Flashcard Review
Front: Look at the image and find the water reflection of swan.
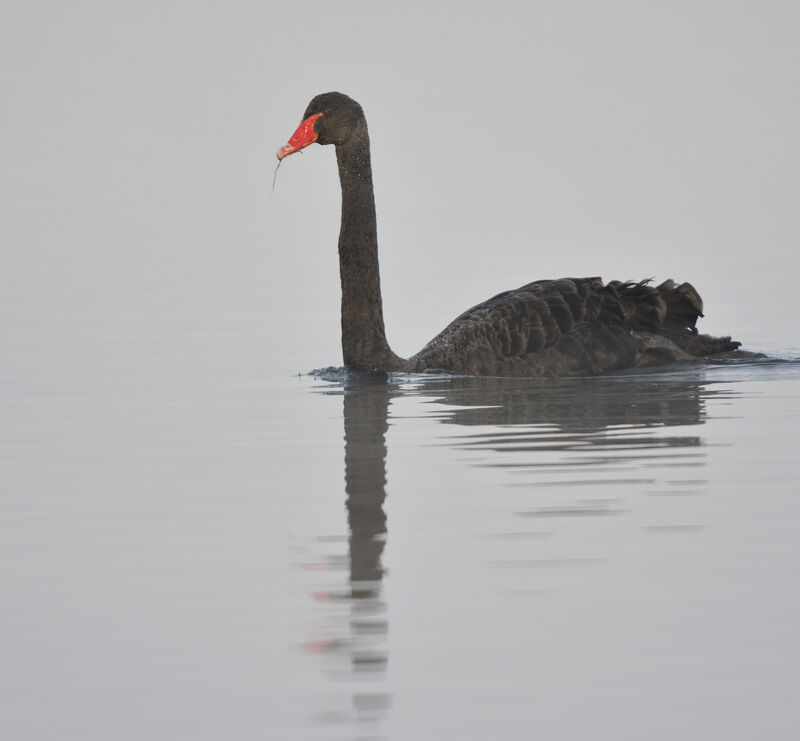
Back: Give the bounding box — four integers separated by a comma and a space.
306, 369, 733, 730
304, 375, 394, 731
412, 375, 723, 430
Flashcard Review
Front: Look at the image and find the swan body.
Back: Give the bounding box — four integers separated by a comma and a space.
278, 92, 740, 377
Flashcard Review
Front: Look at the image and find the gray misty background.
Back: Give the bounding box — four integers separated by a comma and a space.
2, 1, 799, 370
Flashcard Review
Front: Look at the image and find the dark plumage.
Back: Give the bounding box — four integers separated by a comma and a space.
278, 92, 741, 377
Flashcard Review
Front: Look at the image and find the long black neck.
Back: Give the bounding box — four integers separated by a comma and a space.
335, 128, 405, 371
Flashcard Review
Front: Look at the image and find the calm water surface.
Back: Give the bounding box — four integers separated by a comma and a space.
2, 294, 800, 740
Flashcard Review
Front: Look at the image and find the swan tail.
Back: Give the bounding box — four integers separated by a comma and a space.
612, 278, 740, 356
669, 331, 742, 356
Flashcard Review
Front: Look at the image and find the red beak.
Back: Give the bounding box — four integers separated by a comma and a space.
276, 112, 323, 160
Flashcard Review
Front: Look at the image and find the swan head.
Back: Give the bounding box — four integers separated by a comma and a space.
277, 92, 365, 160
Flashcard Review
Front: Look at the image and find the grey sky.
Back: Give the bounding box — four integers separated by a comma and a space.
2, 1, 798, 361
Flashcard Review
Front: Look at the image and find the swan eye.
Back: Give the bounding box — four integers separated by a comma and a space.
322, 109, 332, 116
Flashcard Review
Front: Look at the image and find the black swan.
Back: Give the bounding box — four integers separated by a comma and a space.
277, 92, 740, 376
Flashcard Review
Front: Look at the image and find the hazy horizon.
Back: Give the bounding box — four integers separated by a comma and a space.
2, 2, 799, 370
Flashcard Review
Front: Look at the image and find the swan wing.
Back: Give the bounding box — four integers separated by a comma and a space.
409, 277, 731, 376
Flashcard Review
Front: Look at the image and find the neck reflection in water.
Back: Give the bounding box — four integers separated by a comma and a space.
303, 368, 733, 734
302, 373, 394, 730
